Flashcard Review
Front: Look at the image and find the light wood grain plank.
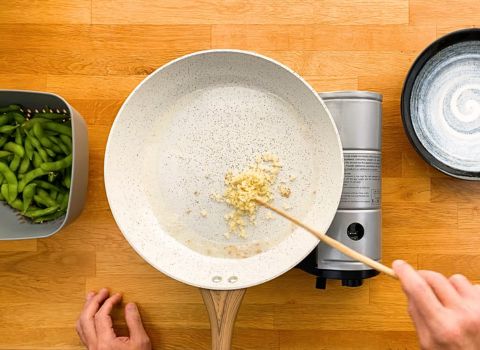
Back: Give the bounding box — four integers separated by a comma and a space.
0, 328, 82, 350
383, 203, 457, 230
47, 75, 144, 101
0, 24, 211, 52
93, 0, 316, 25
458, 204, 480, 231
358, 75, 405, 101
437, 25, 477, 38
246, 269, 370, 305
273, 303, 414, 331
278, 330, 418, 350
410, 0, 480, 26
381, 226, 480, 255
0, 248, 95, 277
0, 1, 91, 24
304, 25, 434, 51
383, 177, 431, 202
304, 76, 358, 92
418, 254, 480, 282
0, 276, 85, 304
212, 25, 305, 51
402, 147, 449, 178
431, 178, 480, 203
0, 74, 47, 91
303, 51, 417, 76
0, 239, 37, 252
312, 0, 409, 25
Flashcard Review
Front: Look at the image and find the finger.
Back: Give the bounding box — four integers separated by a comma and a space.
86, 291, 95, 301
418, 270, 460, 307
450, 274, 476, 298
125, 303, 149, 342
392, 260, 443, 318
80, 288, 110, 343
94, 293, 122, 341
76, 319, 86, 345
84, 288, 109, 315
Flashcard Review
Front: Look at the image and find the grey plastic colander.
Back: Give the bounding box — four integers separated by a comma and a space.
0, 90, 88, 240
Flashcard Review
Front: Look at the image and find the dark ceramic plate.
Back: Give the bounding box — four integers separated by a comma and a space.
402, 28, 480, 180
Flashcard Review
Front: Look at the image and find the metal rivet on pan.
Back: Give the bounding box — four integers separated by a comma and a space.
228, 276, 238, 284
212, 276, 222, 283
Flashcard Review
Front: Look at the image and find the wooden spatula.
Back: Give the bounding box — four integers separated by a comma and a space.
255, 198, 396, 278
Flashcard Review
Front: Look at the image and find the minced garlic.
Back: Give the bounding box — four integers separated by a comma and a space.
222, 153, 282, 238
279, 184, 291, 198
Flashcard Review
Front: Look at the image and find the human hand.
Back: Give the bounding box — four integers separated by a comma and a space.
76, 288, 151, 350
393, 260, 480, 350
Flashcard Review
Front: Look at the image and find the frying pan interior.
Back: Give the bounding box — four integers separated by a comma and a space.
105, 50, 343, 289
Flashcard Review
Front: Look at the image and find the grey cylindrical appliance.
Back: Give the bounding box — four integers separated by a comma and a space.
297, 91, 383, 289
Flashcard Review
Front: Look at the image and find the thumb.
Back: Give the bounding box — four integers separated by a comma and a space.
125, 303, 149, 341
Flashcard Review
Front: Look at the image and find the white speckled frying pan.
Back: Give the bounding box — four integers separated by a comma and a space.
105, 50, 343, 349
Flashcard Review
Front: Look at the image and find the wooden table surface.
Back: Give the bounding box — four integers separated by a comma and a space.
1, 1, 480, 349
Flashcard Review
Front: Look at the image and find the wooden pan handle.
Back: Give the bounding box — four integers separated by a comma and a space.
200, 288, 246, 350
256, 199, 397, 278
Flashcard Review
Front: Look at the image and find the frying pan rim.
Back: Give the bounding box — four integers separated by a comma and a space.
401, 28, 480, 180
104, 49, 344, 290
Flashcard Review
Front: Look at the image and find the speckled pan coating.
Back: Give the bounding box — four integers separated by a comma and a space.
411, 41, 480, 172
104, 50, 343, 290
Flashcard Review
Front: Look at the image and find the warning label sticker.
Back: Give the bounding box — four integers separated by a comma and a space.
339, 151, 381, 210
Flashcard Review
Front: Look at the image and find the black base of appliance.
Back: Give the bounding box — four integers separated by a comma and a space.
296, 249, 379, 289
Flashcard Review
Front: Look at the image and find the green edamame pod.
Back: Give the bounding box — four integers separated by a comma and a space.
22, 118, 49, 130
48, 136, 69, 155
40, 154, 72, 172
0, 189, 4, 201
50, 189, 58, 200
0, 136, 7, 148
0, 114, 12, 127
0, 104, 21, 113
22, 183, 36, 212
59, 135, 72, 152
34, 194, 57, 208
8, 198, 23, 211
60, 193, 69, 210
32, 180, 61, 192
45, 148, 55, 158
18, 167, 46, 192
24, 137, 34, 160
0, 125, 18, 134
27, 134, 48, 162
63, 170, 71, 189
33, 122, 58, 151
9, 155, 20, 172
25, 205, 58, 219
0, 183, 8, 201
33, 112, 68, 121
11, 112, 25, 124
56, 192, 64, 205
15, 128, 22, 145
0, 162, 17, 202
32, 152, 43, 168
18, 156, 30, 174
47, 172, 57, 183
0, 151, 11, 159
44, 122, 72, 137
24, 205, 59, 219
4, 142, 25, 158
33, 209, 66, 223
